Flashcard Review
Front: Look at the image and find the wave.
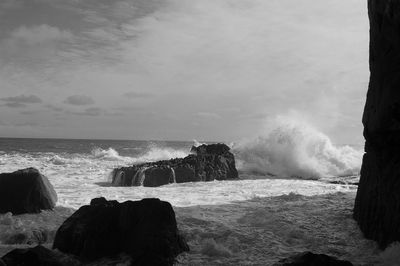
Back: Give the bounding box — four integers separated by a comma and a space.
91, 147, 129, 161
233, 116, 363, 179
130, 144, 188, 164
90, 145, 187, 164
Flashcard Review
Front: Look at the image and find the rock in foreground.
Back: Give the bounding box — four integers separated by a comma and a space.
1, 245, 70, 266
112, 143, 238, 187
0, 168, 57, 215
273, 252, 353, 266
53, 197, 189, 265
354, 0, 400, 248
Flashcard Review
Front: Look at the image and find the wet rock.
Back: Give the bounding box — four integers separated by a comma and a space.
112, 143, 238, 187
0, 168, 57, 214
143, 166, 175, 187
354, 0, 400, 248
1, 245, 67, 266
53, 197, 189, 264
273, 252, 353, 266
174, 165, 198, 183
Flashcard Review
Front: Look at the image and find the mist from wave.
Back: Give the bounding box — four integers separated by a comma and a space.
233, 115, 363, 179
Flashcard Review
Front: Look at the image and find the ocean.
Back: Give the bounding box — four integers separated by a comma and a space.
0, 129, 399, 265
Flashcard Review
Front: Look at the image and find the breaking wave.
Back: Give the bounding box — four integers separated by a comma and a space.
130, 144, 188, 164
90, 145, 187, 164
91, 147, 128, 161
233, 116, 363, 179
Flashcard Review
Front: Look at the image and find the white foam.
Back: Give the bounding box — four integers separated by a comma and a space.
130, 144, 187, 163
233, 116, 363, 179
91, 147, 131, 161
175, 192, 380, 265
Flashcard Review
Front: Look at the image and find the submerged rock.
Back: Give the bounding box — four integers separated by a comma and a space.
273, 252, 353, 266
53, 197, 189, 264
0, 168, 57, 214
354, 0, 400, 248
111, 143, 238, 187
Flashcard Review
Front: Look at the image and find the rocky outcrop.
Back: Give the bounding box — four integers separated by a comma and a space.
53, 197, 189, 264
354, 0, 400, 248
112, 143, 238, 187
273, 252, 353, 266
0, 168, 57, 214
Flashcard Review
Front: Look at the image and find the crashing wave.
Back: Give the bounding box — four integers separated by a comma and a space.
130, 145, 188, 164
233, 116, 363, 179
91, 147, 128, 161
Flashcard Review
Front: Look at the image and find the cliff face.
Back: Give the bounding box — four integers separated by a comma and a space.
354, 0, 400, 248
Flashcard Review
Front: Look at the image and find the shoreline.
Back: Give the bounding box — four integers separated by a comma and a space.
0, 191, 383, 265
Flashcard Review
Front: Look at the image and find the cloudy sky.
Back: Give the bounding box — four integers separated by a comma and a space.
0, 0, 368, 144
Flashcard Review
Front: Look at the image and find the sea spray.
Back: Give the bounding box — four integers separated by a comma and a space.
131, 144, 188, 163
233, 116, 363, 179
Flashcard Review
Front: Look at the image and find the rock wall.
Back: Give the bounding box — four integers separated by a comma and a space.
354, 0, 400, 248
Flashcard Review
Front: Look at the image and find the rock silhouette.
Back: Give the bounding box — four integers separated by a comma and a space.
53, 197, 189, 265
354, 0, 400, 248
0, 168, 57, 214
112, 143, 238, 187
1, 245, 67, 266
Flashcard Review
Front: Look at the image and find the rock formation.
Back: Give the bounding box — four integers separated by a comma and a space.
1, 245, 69, 266
53, 197, 189, 264
273, 252, 353, 266
0, 168, 57, 214
354, 0, 400, 248
112, 143, 238, 187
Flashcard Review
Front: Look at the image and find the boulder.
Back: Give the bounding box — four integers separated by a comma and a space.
112, 143, 238, 187
354, 0, 400, 248
273, 252, 353, 266
53, 197, 189, 264
1, 245, 68, 266
0, 168, 57, 214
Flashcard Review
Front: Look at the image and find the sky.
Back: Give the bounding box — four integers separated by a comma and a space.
0, 0, 369, 144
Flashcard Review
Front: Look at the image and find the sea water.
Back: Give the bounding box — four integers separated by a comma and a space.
0, 122, 399, 265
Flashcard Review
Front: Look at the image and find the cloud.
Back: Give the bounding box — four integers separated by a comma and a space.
69, 107, 122, 117
0, 94, 42, 108
0, 0, 22, 9
44, 104, 64, 112
196, 112, 221, 120
1, 94, 42, 103
3, 102, 26, 108
78, 107, 103, 116
9, 24, 73, 45
123, 91, 154, 99
64, 95, 95, 106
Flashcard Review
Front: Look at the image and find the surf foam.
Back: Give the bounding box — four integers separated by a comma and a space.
233, 116, 363, 179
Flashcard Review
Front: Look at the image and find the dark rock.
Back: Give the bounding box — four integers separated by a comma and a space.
0, 168, 57, 214
1, 245, 68, 266
174, 165, 198, 183
273, 252, 353, 266
354, 0, 400, 248
111, 143, 238, 187
143, 166, 175, 187
53, 197, 189, 264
